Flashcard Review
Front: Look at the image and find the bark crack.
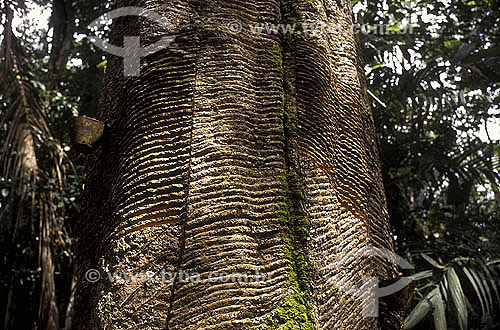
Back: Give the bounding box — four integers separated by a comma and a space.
258, 0, 316, 328
164, 33, 199, 330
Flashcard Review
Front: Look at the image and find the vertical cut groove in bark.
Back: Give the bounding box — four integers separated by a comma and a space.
164, 24, 199, 330
248, 0, 316, 328
76, 0, 293, 329
74, 0, 402, 329
166, 1, 290, 327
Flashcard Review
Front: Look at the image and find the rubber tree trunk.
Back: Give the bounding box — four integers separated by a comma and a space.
73, 0, 402, 329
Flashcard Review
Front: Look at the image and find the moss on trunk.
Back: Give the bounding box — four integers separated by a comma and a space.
250, 1, 316, 327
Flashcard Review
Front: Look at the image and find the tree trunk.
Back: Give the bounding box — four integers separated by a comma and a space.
48, 0, 75, 88
74, 0, 402, 329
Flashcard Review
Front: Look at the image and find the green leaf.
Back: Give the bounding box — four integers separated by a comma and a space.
404, 289, 432, 329
439, 281, 448, 304
482, 262, 500, 305
475, 268, 493, 313
461, 265, 487, 315
97, 60, 107, 71
410, 270, 433, 281
388, 24, 399, 32
1, 188, 9, 198
444, 39, 461, 49
429, 288, 447, 330
447, 267, 468, 330
421, 253, 445, 269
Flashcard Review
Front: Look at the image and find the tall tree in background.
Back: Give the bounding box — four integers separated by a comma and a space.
72, 0, 402, 329
1, 1, 107, 329
1, 2, 66, 329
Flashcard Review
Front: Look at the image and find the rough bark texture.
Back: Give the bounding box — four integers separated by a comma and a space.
74, 0, 402, 329
48, 0, 75, 88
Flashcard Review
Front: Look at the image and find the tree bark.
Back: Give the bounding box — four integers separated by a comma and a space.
74, 0, 402, 329
48, 0, 75, 88
1, 5, 60, 330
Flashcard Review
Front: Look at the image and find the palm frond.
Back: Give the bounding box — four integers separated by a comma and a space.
404, 256, 500, 330
1, 4, 67, 330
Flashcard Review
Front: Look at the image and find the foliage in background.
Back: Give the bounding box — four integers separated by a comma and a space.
355, 0, 500, 328
0, 0, 107, 329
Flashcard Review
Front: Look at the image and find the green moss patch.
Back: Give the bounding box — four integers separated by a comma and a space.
250, 1, 316, 328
